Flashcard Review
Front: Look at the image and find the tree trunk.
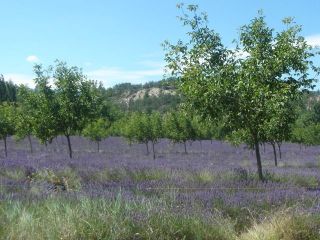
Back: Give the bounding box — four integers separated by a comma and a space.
97, 141, 100, 153
277, 142, 282, 159
4, 137, 7, 158
66, 135, 73, 158
254, 136, 263, 181
152, 141, 156, 160
183, 141, 187, 154
145, 142, 149, 155
271, 142, 278, 167
263, 142, 266, 153
27, 135, 33, 154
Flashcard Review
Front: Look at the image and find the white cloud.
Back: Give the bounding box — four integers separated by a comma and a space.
3, 73, 35, 88
26, 55, 39, 63
305, 34, 320, 48
87, 67, 164, 88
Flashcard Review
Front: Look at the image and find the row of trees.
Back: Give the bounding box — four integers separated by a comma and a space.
0, 61, 104, 158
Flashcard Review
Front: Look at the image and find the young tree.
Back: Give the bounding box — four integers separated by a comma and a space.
33, 61, 101, 158
0, 103, 15, 157
82, 118, 110, 152
14, 86, 36, 153
125, 112, 150, 154
148, 112, 163, 159
32, 64, 59, 146
163, 111, 196, 154
164, 5, 319, 180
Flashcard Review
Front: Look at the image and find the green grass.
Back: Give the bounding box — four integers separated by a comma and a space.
0, 196, 236, 240
0, 195, 319, 240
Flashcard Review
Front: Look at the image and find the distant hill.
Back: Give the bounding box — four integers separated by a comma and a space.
102, 78, 182, 113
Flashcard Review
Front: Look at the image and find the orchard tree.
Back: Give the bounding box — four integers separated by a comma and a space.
83, 118, 110, 152
33, 61, 101, 158
164, 5, 319, 180
15, 86, 37, 153
125, 112, 150, 154
163, 111, 196, 154
0, 103, 15, 157
149, 112, 163, 159
32, 64, 59, 146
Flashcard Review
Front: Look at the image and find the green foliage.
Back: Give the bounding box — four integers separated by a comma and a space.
164, 6, 319, 179
124, 112, 150, 146
0, 103, 15, 157
31, 61, 102, 158
53, 61, 101, 137
82, 118, 110, 152
163, 111, 196, 153
0, 75, 17, 103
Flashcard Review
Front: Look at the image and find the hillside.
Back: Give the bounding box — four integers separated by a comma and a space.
103, 77, 182, 112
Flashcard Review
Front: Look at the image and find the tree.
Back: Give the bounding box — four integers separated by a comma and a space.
148, 112, 163, 159
32, 64, 59, 146
14, 86, 36, 153
82, 118, 110, 152
124, 112, 150, 154
164, 5, 319, 180
163, 111, 196, 154
0, 103, 15, 157
32, 61, 101, 158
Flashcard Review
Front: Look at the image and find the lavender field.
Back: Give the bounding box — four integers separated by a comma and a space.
1, 137, 320, 239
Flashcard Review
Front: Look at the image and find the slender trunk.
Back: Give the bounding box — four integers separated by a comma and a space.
254, 135, 263, 181
145, 142, 149, 155
27, 135, 33, 154
4, 137, 7, 157
210, 139, 213, 144
97, 141, 100, 153
184, 141, 187, 154
271, 142, 278, 167
152, 141, 156, 160
263, 142, 266, 153
66, 135, 72, 158
277, 142, 282, 159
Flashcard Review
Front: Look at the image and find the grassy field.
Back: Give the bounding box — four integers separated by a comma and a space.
0, 136, 320, 239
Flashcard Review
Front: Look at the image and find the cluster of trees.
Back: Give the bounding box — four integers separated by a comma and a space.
0, 61, 105, 158
114, 111, 218, 159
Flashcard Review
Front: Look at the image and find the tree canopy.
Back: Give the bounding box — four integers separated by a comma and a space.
164, 5, 319, 180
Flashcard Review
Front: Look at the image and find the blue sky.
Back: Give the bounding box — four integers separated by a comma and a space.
1, 0, 320, 88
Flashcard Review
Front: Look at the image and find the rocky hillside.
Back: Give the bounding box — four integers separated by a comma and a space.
103, 78, 181, 112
